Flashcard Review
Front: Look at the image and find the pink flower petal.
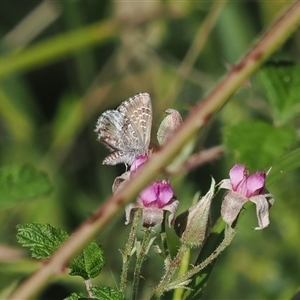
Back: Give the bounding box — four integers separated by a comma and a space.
246, 171, 266, 197
130, 155, 148, 175
140, 184, 158, 207
139, 181, 174, 208
229, 164, 246, 191
221, 191, 248, 227
156, 182, 174, 208
235, 179, 248, 197
249, 194, 271, 230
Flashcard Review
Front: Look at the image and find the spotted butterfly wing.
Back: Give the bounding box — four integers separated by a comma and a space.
95, 93, 152, 165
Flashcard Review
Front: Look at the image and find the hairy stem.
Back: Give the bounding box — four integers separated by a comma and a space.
172, 247, 191, 300
151, 244, 188, 299
120, 210, 142, 294
132, 228, 151, 300
166, 227, 236, 292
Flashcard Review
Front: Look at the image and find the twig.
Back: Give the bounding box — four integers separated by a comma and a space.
167, 145, 224, 175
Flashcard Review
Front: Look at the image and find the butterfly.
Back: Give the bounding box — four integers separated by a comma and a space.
95, 92, 152, 165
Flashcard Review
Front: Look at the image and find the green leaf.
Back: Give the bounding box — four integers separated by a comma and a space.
256, 61, 300, 125
90, 286, 126, 300
69, 242, 106, 279
17, 223, 106, 280
267, 147, 300, 187
0, 164, 52, 207
16, 223, 68, 259
64, 287, 125, 300
223, 121, 296, 170
64, 292, 86, 300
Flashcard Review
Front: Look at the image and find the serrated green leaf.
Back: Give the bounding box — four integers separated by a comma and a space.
69, 242, 106, 280
64, 292, 86, 300
223, 121, 296, 170
0, 164, 52, 207
90, 286, 126, 300
16, 223, 68, 259
256, 61, 300, 125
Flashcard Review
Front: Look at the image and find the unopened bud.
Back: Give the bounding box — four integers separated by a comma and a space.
174, 178, 215, 248
157, 109, 183, 145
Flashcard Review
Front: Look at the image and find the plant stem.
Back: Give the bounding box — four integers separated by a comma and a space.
166, 227, 236, 292
84, 279, 93, 298
172, 247, 191, 300
132, 228, 151, 300
160, 213, 170, 260
120, 210, 141, 294
151, 244, 188, 299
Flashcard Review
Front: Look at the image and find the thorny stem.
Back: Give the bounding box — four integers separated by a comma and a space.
8, 2, 300, 299
165, 227, 236, 292
120, 210, 142, 294
132, 228, 152, 300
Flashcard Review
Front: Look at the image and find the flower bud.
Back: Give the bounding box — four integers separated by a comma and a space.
157, 109, 183, 145
174, 178, 215, 248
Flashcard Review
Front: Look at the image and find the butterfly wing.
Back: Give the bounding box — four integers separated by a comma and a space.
95, 110, 132, 165
95, 93, 152, 165
118, 93, 152, 150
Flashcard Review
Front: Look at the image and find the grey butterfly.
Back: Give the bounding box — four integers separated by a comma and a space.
95, 92, 152, 165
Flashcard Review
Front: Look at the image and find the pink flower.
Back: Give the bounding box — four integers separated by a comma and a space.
130, 155, 148, 176
220, 164, 274, 230
140, 181, 174, 208
125, 180, 179, 227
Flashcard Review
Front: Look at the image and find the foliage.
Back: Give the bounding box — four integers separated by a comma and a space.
0, 164, 52, 208
224, 121, 296, 170
17, 223, 105, 280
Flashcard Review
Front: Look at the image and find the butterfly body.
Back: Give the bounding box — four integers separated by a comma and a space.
95, 93, 152, 165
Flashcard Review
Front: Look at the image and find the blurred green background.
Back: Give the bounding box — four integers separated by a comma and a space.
1, 1, 300, 299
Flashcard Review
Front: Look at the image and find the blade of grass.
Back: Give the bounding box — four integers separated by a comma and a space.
166, 0, 226, 104
0, 20, 117, 79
